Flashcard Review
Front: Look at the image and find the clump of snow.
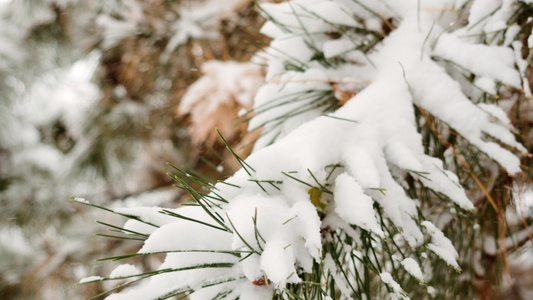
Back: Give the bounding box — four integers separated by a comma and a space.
122, 219, 153, 236
79, 276, 103, 283
467, 0, 501, 32
139, 206, 232, 254
334, 173, 384, 238
474, 77, 497, 94
72, 197, 89, 204
435, 33, 520, 87
109, 264, 141, 278
380, 272, 407, 299
86, 0, 529, 299
400, 258, 424, 282
261, 238, 300, 286
427, 285, 437, 297
422, 221, 461, 271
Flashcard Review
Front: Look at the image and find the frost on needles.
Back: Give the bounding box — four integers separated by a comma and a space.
80, 0, 529, 299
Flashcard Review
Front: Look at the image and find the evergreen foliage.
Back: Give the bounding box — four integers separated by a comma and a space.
76, 0, 532, 299
0, 0, 531, 299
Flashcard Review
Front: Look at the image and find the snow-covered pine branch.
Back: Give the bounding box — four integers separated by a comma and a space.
80, 0, 531, 299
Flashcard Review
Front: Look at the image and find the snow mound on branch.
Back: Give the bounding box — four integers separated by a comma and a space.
422, 221, 461, 271
95, 0, 527, 299
401, 258, 424, 282
334, 173, 384, 238
109, 264, 140, 278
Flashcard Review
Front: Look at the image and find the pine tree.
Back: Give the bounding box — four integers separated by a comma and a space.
1, 0, 532, 299
75, 0, 533, 299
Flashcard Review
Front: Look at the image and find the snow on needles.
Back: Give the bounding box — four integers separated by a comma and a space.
94, 0, 528, 299
334, 173, 384, 238
109, 264, 141, 279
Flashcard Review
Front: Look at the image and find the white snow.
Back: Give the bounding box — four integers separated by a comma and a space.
85, 0, 529, 298
79, 276, 103, 283
334, 173, 384, 237
139, 206, 232, 254
288, 199, 323, 261
434, 33, 521, 87
307, 2, 359, 27
323, 38, 357, 59
474, 77, 497, 94
72, 197, 89, 204
109, 264, 141, 278
379, 272, 406, 299
422, 221, 461, 271
260, 238, 300, 286
427, 285, 437, 297
123, 219, 155, 236
400, 258, 424, 282
468, 0, 501, 30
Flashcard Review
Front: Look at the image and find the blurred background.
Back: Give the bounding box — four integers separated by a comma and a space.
0, 0, 268, 298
